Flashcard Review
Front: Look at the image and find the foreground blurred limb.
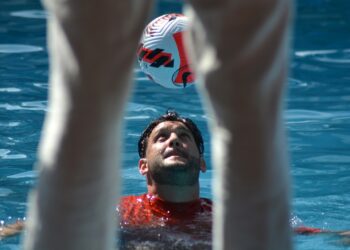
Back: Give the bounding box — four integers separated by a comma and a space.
185, 0, 293, 249
24, 1, 152, 250
23, 0, 295, 249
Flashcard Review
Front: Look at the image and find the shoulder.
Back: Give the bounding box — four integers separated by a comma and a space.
117, 194, 147, 219
120, 194, 145, 202
119, 194, 147, 208
118, 194, 154, 227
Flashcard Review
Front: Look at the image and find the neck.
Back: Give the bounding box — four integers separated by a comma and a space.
147, 183, 200, 203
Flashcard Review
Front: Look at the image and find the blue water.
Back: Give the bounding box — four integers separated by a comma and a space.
0, 0, 349, 249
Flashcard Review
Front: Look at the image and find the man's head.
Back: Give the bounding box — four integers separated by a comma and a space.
138, 111, 204, 158
138, 111, 206, 187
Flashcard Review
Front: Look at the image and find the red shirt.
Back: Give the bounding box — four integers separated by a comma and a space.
117, 194, 212, 248
117, 193, 212, 228
117, 194, 323, 235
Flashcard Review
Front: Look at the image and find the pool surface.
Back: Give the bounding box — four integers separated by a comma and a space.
1, 0, 350, 249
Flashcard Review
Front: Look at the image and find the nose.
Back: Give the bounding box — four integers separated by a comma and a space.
168, 132, 180, 148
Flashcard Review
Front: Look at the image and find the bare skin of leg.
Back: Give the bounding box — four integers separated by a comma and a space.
23, 1, 152, 250
185, 0, 293, 249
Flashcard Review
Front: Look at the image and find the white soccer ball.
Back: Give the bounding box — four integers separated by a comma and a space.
137, 13, 195, 89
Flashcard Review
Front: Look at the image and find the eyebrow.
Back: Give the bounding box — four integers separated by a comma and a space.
152, 125, 192, 138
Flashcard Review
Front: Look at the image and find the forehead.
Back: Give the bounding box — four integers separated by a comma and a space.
150, 121, 191, 137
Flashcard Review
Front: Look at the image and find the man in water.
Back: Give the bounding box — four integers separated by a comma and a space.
117, 110, 212, 248
118, 111, 349, 235
2, 111, 350, 245
119, 110, 210, 230
1, 110, 212, 246
117, 110, 350, 248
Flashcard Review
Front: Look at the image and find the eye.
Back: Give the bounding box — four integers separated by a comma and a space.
157, 136, 166, 142
155, 133, 167, 142
180, 132, 191, 140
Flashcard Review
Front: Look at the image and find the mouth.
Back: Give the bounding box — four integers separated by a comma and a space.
164, 149, 187, 159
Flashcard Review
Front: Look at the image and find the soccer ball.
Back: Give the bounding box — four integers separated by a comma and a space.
137, 13, 195, 89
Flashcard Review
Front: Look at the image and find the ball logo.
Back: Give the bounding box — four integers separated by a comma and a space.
137, 45, 174, 68
172, 65, 194, 88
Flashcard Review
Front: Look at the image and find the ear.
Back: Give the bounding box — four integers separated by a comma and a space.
200, 157, 207, 173
138, 158, 148, 176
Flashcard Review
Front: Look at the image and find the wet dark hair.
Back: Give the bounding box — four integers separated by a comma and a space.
138, 110, 204, 158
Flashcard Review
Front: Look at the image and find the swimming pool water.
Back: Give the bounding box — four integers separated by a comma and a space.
0, 0, 349, 249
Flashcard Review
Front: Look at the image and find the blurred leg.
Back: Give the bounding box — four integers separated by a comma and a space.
24, 1, 152, 250
185, 0, 293, 249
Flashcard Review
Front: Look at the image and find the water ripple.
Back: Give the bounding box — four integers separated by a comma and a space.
21, 101, 48, 111
288, 78, 309, 88
0, 149, 26, 160
124, 115, 151, 120
314, 57, 350, 64
10, 10, 48, 19
0, 101, 47, 111
0, 88, 21, 93
0, 44, 43, 53
134, 76, 150, 81
286, 109, 350, 121
286, 109, 333, 121
0, 188, 13, 197
127, 102, 158, 113
0, 122, 20, 127
295, 49, 338, 57
303, 155, 350, 164
33, 82, 48, 89
7, 171, 37, 179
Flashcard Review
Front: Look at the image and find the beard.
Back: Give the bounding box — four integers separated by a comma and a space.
148, 154, 201, 186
